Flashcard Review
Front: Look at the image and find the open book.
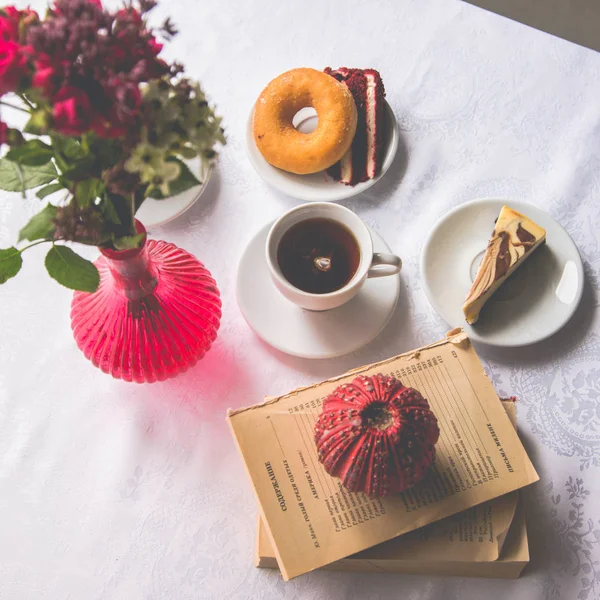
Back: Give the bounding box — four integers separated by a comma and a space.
257, 402, 530, 579
228, 331, 539, 580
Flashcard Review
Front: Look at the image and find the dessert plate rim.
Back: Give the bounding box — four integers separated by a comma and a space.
420, 198, 585, 348
135, 160, 212, 230
236, 221, 401, 358
245, 100, 399, 202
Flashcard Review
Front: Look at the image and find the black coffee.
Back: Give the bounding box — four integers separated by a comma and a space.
277, 218, 361, 294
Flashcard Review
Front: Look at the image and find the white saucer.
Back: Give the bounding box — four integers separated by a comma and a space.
236, 223, 400, 358
245, 102, 399, 202
136, 160, 211, 229
421, 198, 584, 347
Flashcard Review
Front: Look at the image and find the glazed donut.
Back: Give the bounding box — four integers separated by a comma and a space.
253, 68, 357, 175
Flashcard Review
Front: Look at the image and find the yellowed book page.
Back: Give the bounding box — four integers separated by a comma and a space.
257, 495, 528, 578
356, 402, 519, 562
257, 402, 519, 566
228, 332, 539, 580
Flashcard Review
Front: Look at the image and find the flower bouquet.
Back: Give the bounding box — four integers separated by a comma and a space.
0, 0, 225, 382
0, 0, 224, 292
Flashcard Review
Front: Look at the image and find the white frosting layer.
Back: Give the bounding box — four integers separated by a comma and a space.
365, 73, 377, 179
340, 147, 353, 184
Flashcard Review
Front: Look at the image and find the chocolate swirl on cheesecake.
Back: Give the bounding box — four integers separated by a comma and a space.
516, 224, 536, 245
463, 206, 547, 324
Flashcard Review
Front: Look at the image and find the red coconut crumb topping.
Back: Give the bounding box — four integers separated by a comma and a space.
324, 67, 386, 186
314, 373, 440, 498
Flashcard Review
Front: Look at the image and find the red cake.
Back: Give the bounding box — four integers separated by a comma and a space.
324, 67, 386, 186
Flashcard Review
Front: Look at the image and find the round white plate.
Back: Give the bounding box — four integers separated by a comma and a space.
136, 160, 211, 229
245, 102, 399, 202
421, 198, 584, 347
236, 223, 401, 358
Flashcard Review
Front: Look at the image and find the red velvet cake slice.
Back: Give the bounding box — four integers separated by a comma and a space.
324, 67, 386, 186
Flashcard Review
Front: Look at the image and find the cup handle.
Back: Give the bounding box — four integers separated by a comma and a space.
367, 253, 402, 278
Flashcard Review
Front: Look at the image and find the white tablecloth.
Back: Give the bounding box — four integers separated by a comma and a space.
1, 1, 599, 598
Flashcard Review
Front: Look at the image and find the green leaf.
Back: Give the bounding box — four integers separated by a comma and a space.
0, 247, 22, 284
18, 204, 57, 242
51, 137, 92, 181
36, 182, 65, 199
0, 159, 58, 192
74, 178, 98, 208
112, 233, 145, 250
100, 196, 121, 225
86, 136, 124, 171
45, 245, 100, 292
53, 152, 69, 174
5, 139, 53, 166
59, 156, 95, 181
52, 136, 87, 161
148, 158, 201, 200
178, 146, 198, 159
23, 110, 50, 135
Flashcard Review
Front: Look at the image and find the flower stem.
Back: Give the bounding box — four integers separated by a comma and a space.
130, 192, 136, 235
0, 101, 30, 114
18, 94, 35, 110
19, 239, 49, 253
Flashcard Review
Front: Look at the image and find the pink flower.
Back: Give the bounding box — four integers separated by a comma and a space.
0, 39, 28, 94
0, 120, 8, 144
52, 86, 93, 135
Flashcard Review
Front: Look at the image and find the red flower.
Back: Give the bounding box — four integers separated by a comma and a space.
0, 120, 8, 144
32, 56, 62, 97
0, 7, 19, 41
116, 7, 142, 24
53, 0, 102, 16
0, 39, 28, 94
147, 36, 162, 56
0, 7, 38, 41
113, 81, 141, 119
145, 57, 169, 80
2, 7, 20, 19
52, 86, 93, 135
97, 124, 126, 139
105, 41, 127, 67
0, 19, 17, 42
20, 8, 39, 29
92, 115, 126, 139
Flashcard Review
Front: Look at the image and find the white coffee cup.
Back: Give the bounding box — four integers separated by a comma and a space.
266, 202, 402, 311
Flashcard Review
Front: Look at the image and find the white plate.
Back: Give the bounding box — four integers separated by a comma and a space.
245, 102, 399, 202
236, 222, 400, 358
421, 198, 584, 347
135, 160, 211, 229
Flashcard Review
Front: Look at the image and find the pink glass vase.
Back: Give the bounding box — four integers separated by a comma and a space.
70, 222, 221, 383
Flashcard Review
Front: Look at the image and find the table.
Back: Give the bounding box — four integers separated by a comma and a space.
1, 1, 599, 598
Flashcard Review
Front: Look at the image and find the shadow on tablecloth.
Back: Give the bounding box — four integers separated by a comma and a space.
475, 264, 597, 367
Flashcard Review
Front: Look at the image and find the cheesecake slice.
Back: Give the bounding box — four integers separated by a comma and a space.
462, 206, 546, 324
